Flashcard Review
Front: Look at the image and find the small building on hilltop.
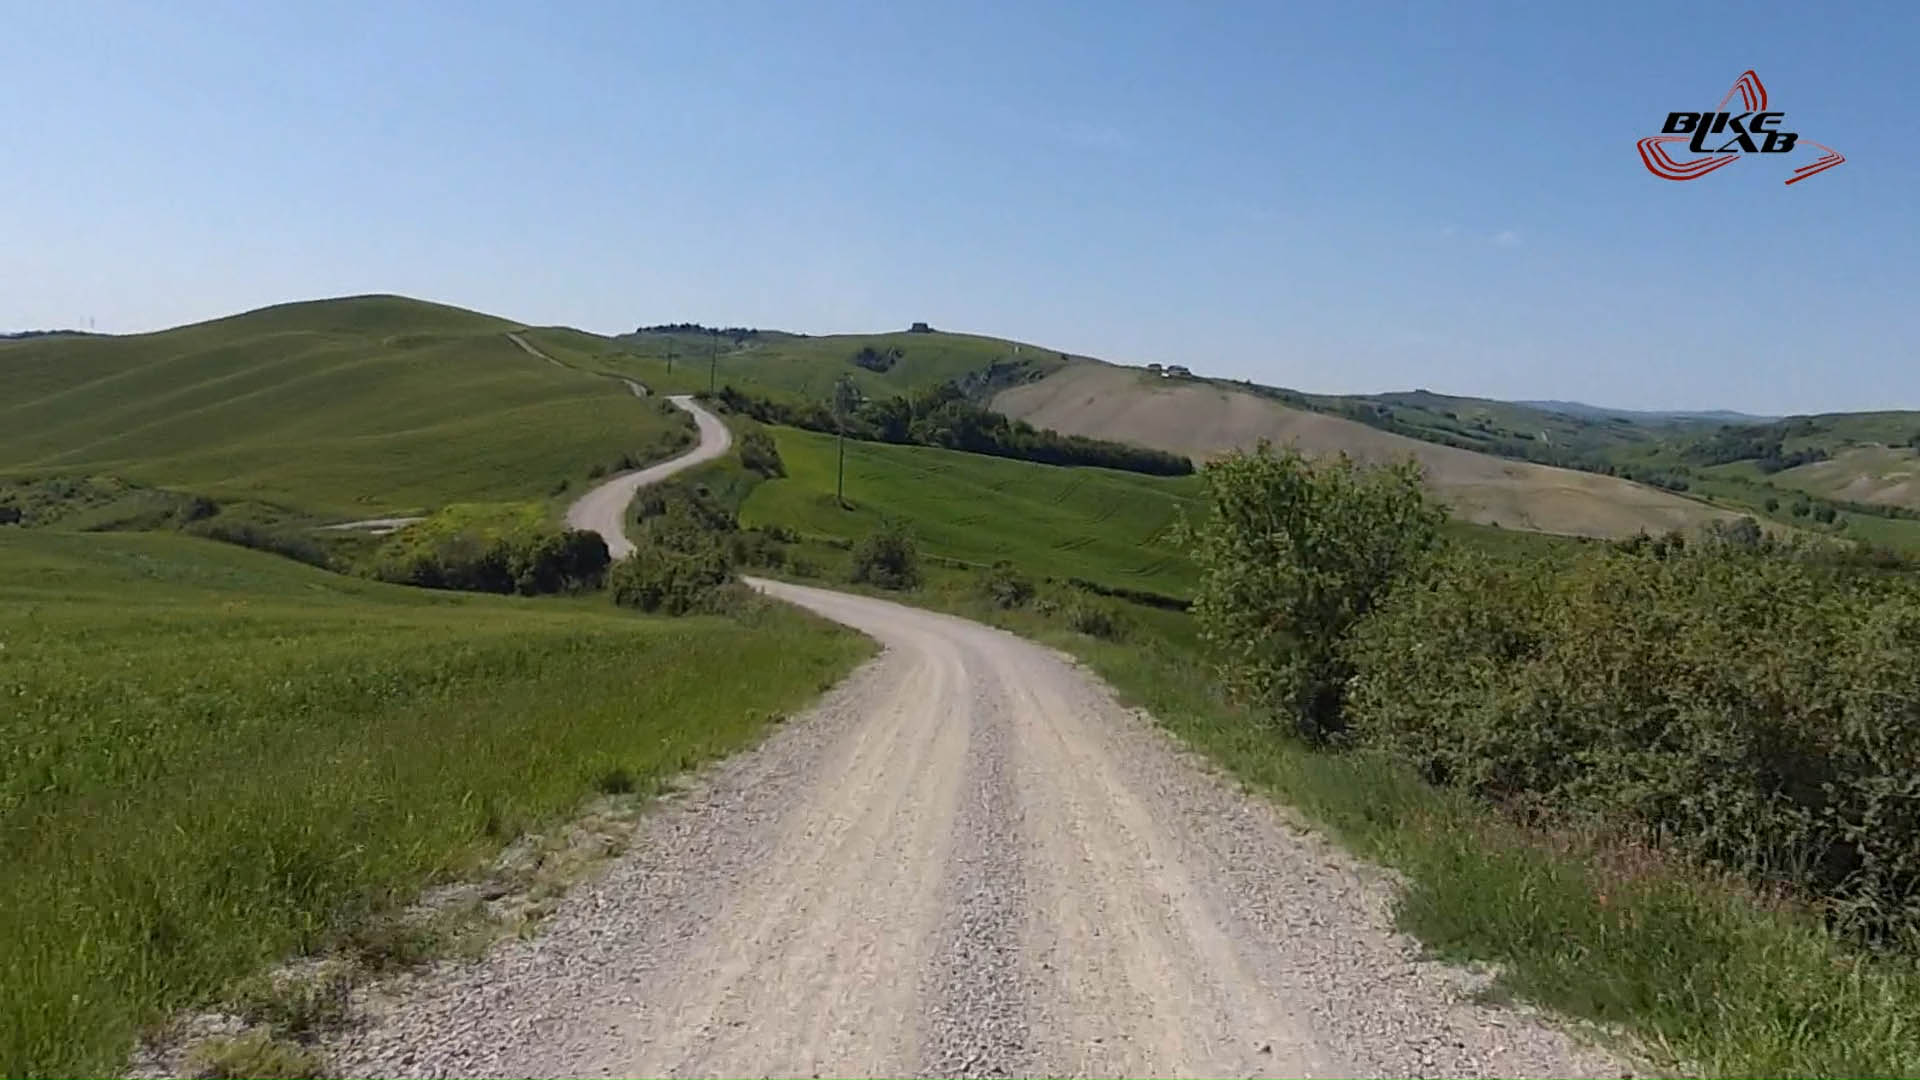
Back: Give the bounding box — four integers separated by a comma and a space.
908, 321, 934, 333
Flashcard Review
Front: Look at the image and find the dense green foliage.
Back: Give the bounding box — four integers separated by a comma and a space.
607, 546, 732, 614
609, 478, 795, 613
977, 560, 1036, 609
187, 516, 335, 570
368, 503, 610, 595
850, 344, 903, 373
737, 427, 786, 478
713, 383, 1193, 476
1189, 445, 1920, 945
1348, 538, 1920, 939
849, 520, 921, 590
1684, 426, 1832, 472
0, 475, 213, 530
1184, 443, 1444, 741
0, 530, 869, 1076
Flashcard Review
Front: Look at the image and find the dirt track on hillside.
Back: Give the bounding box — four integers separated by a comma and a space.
325, 575, 1630, 1078
562, 396, 732, 558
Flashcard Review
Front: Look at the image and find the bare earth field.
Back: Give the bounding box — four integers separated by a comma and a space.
1776, 446, 1920, 509
995, 363, 1730, 538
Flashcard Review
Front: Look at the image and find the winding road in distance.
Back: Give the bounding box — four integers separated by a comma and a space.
327, 394, 1632, 1079
563, 394, 733, 559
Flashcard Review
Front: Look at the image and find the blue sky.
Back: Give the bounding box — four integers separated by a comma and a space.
2, 1, 1913, 414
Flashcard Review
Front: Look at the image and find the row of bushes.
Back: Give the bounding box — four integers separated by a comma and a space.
612, 480, 741, 614
186, 518, 333, 570
372, 528, 610, 596
1186, 442, 1920, 942
1348, 538, 1920, 937
711, 384, 1194, 476
610, 479, 799, 613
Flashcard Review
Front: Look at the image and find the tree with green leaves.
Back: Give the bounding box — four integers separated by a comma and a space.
1182, 442, 1443, 742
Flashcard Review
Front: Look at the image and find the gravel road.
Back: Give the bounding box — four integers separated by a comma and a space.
321, 397, 1631, 1077
562, 395, 732, 559
324, 575, 1631, 1079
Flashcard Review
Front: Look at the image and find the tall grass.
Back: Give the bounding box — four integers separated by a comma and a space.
0, 531, 871, 1076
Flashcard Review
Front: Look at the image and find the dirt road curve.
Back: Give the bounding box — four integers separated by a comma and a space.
327, 576, 1628, 1078
563, 396, 732, 558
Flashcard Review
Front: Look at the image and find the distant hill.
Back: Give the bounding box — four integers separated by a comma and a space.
992, 362, 1734, 539
1515, 400, 1778, 424
602, 324, 1068, 402
0, 295, 690, 517
14, 293, 1914, 547
1607, 410, 1920, 520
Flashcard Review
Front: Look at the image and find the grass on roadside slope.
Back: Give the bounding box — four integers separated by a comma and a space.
787, 557, 1920, 1077
0, 530, 873, 1077
737, 425, 1199, 597
0, 296, 691, 518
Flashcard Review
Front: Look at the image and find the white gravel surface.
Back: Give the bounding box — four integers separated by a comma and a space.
320, 578, 1636, 1079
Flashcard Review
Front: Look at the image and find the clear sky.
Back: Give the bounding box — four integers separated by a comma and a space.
3, 1, 1914, 414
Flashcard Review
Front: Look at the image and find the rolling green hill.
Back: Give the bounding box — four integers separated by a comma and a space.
11, 292, 1913, 551
1320, 387, 1717, 462
519, 324, 1069, 404
0, 296, 691, 519
737, 426, 1199, 597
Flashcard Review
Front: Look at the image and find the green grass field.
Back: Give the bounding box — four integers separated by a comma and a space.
0, 530, 872, 1076
0, 296, 692, 519
727, 425, 1606, 601
736, 425, 1200, 597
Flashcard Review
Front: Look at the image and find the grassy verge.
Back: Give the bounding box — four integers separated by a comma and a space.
0, 530, 873, 1076
766, 555, 1920, 1077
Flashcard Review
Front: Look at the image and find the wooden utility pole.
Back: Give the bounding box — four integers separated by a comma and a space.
832, 375, 860, 506
708, 329, 718, 394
